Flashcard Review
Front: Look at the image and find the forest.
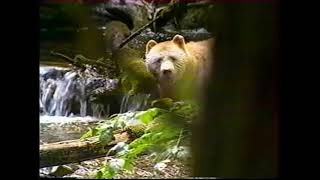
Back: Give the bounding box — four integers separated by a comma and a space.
39, 0, 278, 178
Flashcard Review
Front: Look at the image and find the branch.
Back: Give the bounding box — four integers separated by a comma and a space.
74, 55, 111, 69
40, 131, 132, 168
186, 2, 215, 9
50, 51, 75, 65
50, 51, 112, 70
118, 15, 162, 49
118, 0, 214, 48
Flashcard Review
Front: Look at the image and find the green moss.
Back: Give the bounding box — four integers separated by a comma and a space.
124, 124, 147, 139
103, 21, 131, 54
113, 47, 157, 95
151, 98, 174, 110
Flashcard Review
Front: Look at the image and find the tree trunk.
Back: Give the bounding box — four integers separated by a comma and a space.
40, 131, 131, 168
192, 4, 278, 178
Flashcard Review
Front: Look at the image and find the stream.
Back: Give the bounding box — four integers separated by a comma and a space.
39, 65, 152, 144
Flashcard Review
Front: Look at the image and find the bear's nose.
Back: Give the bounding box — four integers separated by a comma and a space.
162, 69, 172, 75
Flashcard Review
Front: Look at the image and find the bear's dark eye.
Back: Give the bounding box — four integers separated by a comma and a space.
154, 58, 162, 64
170, 56, 177, 61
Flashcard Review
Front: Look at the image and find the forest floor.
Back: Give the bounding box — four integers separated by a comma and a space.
41, 154, 192, 178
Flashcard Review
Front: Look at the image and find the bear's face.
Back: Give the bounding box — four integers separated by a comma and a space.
145, 35, 189, 85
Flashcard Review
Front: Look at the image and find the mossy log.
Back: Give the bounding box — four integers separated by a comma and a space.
40, 131, 131, 168
112, 46, 158, 94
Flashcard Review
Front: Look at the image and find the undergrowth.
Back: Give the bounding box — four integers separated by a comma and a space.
81, 100, 198, 178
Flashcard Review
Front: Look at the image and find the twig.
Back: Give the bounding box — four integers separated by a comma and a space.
50, 51, 75, 65
51, 51, 112, 70
74, 55, 111, 68
186, 2, 215, 9
176, 129, 184, 147
118, 15, 162, 49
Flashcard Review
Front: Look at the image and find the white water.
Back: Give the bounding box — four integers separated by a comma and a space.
120, 93, 151, 113
39, 115, 100, 124
40, 66, 107, 118
40, 65, 151, 122
40, 66, 69, 75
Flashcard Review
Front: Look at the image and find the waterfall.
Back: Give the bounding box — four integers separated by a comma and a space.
40, 67, 87, 117
120, 93, 151, 113
40, 66, 152, 119
39, 66, 118, 118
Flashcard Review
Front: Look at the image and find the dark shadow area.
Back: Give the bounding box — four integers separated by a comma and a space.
192, 3, 278, 178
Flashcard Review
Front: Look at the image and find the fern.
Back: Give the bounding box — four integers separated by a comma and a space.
88, 101, 197, 178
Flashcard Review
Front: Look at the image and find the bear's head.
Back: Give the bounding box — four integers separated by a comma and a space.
145, 35, 189, 85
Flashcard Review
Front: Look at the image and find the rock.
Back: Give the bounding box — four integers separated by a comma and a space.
108, 158, 125, 171
39, 116, 100, 143
41, 68, 67, 80
102, 21, 131, 53
40, 66, 121, 118
154, 159, 171, 173
63, 174, 84, 178
176, 146, 192, 162
110, 142, 129, 153
49, 165, 75, 177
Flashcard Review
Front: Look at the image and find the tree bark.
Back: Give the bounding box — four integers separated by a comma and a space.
40, 131, 131, 168
192, 4, 278, 178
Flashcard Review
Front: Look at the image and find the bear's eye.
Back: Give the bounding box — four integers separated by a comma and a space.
170, 56, 177, 62
154, 58, 162, 64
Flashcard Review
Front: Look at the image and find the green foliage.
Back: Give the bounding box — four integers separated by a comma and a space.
151, 98, 174, 110
170, 101, 199, 120
80, 116, 118, 140
79, 99, 197, 178
124, 124, 147, 139
113, 47, 157, 95
120, 74, 137, 95
80, 127, 99, 140
99, 128, 114, 146
89, 100, 197, 178
135, 108, 160, 124
96, 165, 116, 178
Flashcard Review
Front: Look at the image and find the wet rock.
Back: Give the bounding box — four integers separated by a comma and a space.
39, 116, 101, 143
41, 68, 67, 80
49, 165, 75, 177
40, 66, 120, 117
63, 174, 85, 178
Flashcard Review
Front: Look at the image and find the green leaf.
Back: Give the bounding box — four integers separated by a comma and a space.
99, 128, 113, 146
135, 108, 160, 124
101, 167, 115, 178
128, 133, 153, 148
80, 127, 98, 140
96, 170, 103, 179
123, 159, 134, 171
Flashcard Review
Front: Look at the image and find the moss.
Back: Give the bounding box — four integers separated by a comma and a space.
113, 47, 157, 95
180, 8, 211, 29
151, 98, 174, 110
103, 21, 131, 53
124, 124, 147, 139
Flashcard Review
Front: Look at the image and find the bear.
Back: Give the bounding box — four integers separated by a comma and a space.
145, 34, 214, 100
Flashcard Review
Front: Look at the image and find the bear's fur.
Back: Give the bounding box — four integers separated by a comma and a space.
145, 34, 214, 99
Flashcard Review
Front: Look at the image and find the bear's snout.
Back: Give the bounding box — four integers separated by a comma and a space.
162, 69, 172, 74
160, 60, 174, 77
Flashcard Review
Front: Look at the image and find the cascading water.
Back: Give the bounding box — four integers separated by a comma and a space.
40, 65, 151, 119
39, 65, 118, 118
39, 65, 152, 145
120, 93, 151, 113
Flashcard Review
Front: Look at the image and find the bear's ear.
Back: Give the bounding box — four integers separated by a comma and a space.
146, 40, 158, 54
172, 34, 187, 52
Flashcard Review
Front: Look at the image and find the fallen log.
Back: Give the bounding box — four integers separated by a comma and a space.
40, 131, 131, 168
